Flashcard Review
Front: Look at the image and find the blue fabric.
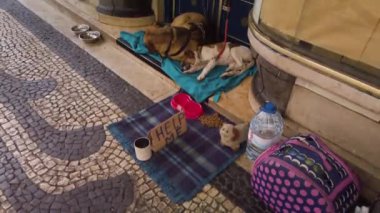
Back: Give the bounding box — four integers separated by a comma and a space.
120, 31, 256, 103
108, 97, 245, 203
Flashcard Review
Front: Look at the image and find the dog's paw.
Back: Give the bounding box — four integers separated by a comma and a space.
183, 67, 197, 74
221, 70, 239, 78
220, 72, 231, 78
183, 69, 194, 74
197, 75, 205, 81
181, 64, 191, 71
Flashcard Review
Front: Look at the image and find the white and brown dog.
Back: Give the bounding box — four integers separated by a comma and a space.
219, 123, 249, 151
182, 42, 255, 81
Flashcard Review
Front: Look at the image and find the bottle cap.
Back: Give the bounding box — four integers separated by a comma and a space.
261, 102, 277, 114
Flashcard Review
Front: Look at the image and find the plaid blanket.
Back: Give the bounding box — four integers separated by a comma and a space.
108, 97, 245, 203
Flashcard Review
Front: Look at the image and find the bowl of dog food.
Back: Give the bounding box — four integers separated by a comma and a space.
79, 31, 101, 43
71, 24, 90, 35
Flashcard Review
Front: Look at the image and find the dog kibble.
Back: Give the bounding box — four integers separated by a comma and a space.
198, 113, 224, 128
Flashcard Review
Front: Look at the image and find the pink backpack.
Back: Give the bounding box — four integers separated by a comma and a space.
251, 135, 360, 213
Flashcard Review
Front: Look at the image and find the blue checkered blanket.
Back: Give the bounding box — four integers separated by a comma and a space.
108, 97, 245, 203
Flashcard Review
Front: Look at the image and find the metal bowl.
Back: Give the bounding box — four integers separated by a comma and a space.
79, 31, 101, 43
71, 24, 90, 35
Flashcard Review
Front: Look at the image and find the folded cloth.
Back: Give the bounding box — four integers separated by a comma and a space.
120, 31, 256, 103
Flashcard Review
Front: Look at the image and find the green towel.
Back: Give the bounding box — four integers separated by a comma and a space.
120, 31, 256, 103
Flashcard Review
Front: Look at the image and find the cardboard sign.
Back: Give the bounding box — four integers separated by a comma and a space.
147, 112, 187, 152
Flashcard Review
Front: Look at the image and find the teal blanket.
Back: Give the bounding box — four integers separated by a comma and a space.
120, 31, 256, 103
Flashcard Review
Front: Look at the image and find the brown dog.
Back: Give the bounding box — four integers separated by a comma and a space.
144, 12, 206, 62
170, 12, 206, 30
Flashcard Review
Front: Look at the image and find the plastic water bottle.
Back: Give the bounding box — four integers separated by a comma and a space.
246, 102, 284, 161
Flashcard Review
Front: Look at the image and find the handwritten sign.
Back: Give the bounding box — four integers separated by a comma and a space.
147, 112, 187, 152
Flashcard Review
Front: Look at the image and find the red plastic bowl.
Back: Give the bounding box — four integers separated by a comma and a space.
171, 93, 203, 119
183, 101, 204, 119
171, 93, 191, 111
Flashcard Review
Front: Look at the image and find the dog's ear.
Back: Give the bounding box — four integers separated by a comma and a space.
232, 127, 240, 141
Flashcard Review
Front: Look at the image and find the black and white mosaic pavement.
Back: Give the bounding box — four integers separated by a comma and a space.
0, 0, 266, 212
0, 0, 152, 211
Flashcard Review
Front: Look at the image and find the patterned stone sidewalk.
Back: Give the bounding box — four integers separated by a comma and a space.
0, 0, 268, 212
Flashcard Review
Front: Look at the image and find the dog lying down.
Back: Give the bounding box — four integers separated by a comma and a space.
182, 42, 255, 81
144, 12, 206, 62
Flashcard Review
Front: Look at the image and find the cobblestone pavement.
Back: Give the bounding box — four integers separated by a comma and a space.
0, 0, 268, 212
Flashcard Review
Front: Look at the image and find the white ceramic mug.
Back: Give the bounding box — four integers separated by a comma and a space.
134, 137, 152, 161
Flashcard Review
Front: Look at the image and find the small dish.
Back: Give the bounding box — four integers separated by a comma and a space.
183, 101, 203, 119
171, 93, 204, 119
79, 31, 101, 43
71, 24, 90, 35
171, 93, 191, 111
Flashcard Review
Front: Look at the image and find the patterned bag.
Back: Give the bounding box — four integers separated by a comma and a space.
251, 135, 360, 213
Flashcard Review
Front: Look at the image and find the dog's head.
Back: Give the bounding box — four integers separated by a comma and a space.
144, 27, 158, 52
144, 26, 172, 53
181, 50, 196, 70
220, 123, 239, 141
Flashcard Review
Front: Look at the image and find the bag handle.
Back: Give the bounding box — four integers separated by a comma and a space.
276, 143, 335, 191
287, 137, 333, 171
